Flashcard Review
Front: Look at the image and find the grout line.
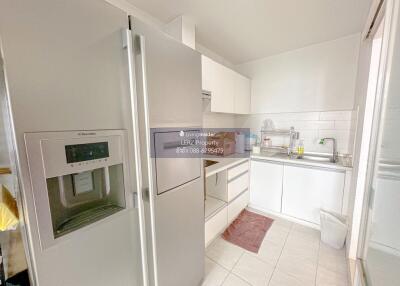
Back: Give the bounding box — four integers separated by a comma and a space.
266, 224, 291, 286
314, 239, 322, 286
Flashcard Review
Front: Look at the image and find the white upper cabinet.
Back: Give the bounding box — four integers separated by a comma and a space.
201, 55, 250, 114
234, 72, 251, 114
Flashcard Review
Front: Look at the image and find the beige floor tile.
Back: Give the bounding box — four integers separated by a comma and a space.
264, 225, 289, 248
202, 257, 229, 286
316, 265, 349, 286
269, 270, 315, 286
249, 239, 283, 266
285, 230, 320, 252
232, 252, 274, 286
318, 244, 348, 276
206, 238, 245, 270
222, 273, 251, 286
276, 249, 318, 285
280, 243, 319, 264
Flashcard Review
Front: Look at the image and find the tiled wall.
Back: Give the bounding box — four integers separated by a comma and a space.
235, 110, 357, 155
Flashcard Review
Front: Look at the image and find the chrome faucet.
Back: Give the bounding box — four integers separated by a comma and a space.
319, 138, 338, 163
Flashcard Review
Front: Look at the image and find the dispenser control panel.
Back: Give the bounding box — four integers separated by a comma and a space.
65, 142, 109, 163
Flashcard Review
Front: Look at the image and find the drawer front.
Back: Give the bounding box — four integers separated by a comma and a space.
227, 172, 249, 202
227, 161, 249, 180
228, 190, 249, 223
205, 206, 227, 247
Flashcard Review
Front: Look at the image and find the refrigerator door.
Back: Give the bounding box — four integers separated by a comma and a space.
131, 19, 203, 128
154, 130, 201, 195
0, 1, 146, 286
130, 19, 204, 286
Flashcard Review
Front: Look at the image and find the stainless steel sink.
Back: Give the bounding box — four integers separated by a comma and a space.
299, 154, 335, 163
302, 155, 332, 162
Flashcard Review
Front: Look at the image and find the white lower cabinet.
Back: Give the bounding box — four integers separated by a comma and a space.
228, 190, 250, 224
250, 160, 284, 213
205, 206, 227, 247
227, 172, 249, 202
281, 165, 345, 224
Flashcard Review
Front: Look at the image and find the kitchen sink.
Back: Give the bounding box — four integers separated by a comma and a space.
300, 154, 334, 163
204, 160, 218, 167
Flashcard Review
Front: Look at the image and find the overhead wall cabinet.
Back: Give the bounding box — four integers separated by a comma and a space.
201, 55, 250, 114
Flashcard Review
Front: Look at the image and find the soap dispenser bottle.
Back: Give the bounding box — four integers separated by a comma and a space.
297, 139, 304, 159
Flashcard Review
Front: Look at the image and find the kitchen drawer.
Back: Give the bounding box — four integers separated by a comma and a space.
227, 161, 249, 180
227, 172, 249, 202
205, 206, 227, 247
228, 190, 249, 223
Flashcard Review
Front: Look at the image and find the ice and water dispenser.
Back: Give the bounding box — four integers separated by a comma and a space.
24, 130, 130, 249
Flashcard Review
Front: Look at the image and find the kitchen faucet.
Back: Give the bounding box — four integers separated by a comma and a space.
319, 138, 338, 163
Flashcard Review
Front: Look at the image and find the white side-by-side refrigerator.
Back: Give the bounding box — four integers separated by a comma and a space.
0, 0, 204, 286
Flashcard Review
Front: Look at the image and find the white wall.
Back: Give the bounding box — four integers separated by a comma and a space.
237, 34, 361, 114
235, 110, 356, 154
202, 100, 236, 128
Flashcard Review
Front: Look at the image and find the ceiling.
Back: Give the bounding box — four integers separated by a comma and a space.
127, 0, 372, 64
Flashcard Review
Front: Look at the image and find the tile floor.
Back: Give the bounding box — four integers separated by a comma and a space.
203, 212, 349, 286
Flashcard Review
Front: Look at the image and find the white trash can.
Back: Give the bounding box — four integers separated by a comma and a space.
320, 210, 347, 249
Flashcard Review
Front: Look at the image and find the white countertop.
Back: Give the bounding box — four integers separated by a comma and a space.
204, 154, 250, 178
251, 152, 352, 171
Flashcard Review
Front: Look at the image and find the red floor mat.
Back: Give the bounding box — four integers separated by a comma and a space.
222, 209, 274, 253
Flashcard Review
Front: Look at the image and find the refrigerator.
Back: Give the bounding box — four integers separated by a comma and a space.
129, 19, 204, 286
0, 0, 204, 286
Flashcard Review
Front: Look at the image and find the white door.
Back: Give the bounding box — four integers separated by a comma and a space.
250, 160, 284, 213
360, 1, 400, 285
282, 165, 345, 224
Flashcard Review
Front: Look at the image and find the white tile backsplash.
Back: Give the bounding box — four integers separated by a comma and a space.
235, 110, 355, 154
334, 120, 353, 130
319, 110, 353, 121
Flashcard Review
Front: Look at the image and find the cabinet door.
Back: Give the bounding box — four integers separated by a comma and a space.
201, 55, 216, 93
201, 55, 234, 113
250, 160, 284, 213
212, 64, 235, 113
234, 73, 251, 114
282, 165, 345, 224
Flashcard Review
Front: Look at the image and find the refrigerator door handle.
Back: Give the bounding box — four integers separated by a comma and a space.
124, 28, 150, 286
127, 29, 159, 286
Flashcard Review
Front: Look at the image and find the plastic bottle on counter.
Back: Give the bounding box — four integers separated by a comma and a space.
297, 139, 304, 158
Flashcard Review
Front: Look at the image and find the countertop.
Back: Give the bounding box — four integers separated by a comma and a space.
251, 152, 353, 171
204, 154, 250, 178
